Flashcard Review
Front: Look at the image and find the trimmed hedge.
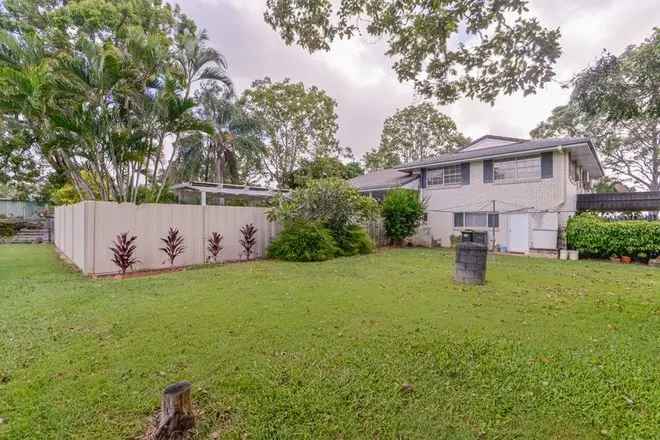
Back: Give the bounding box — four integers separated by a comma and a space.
268, 222, 339, 262
566, 213, 660, 258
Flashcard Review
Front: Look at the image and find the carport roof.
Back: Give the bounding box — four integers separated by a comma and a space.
349, 168, 418, 191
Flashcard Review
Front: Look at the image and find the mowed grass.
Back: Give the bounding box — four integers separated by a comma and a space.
0, 245, 659, 439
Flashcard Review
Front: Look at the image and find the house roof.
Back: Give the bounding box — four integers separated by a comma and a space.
349, 168, 418, 191
396, 137, 605, 177
460, 135, 527, 151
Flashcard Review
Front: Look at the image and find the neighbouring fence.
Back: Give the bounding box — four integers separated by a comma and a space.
365, 219, 388, 247
0, 200, 46, 218
55, 201, 280, 275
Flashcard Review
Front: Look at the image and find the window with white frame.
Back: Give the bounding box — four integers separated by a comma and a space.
427, 165, 463, 186
453, 212, 499, 228
493, 155, 541, 182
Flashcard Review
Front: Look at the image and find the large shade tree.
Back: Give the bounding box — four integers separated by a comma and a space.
264, 0, 561, 105
365, 103, 469, 170
240, 78, 345, 187
571, 28, 659, 123
532, 29, 660, 192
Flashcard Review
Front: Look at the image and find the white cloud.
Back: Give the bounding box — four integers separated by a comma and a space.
312, 39, 389, 88
178, 0, 660, 155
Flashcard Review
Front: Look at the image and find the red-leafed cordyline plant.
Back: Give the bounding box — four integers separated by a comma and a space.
239, 223, 258, 260
110, 232, 139, 275
207, 232, 224, 263
159, 227, 185, 266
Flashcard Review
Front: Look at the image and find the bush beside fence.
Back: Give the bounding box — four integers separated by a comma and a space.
566, 213, 660, 258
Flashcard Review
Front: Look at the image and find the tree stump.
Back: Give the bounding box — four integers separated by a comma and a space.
153, 381, 195, 440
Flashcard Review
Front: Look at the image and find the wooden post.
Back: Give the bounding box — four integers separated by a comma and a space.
154, 381, 194, 440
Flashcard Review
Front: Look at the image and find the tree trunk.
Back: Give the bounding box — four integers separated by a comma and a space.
153, 381, 194, 440
215, 138, 226, 184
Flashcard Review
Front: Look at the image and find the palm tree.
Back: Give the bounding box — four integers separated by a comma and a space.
0, 29, 99, 201
172, 18, 233, 100
154, 22, 234, 201
176, 84, 264, 185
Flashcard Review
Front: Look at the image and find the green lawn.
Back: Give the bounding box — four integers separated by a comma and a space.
0, 245, 659, 439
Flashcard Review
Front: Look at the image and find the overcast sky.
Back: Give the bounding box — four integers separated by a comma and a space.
179, 0, 659, 160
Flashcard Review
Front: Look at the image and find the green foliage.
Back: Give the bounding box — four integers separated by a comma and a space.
571, 28, 659, 123
240, 78, 345, 187
264, 0, 561, 105
268, 221, 339, 261
0, 221, 18, 237
0, 1, 232, 203
269, 178, 379, 235
134, 186, 177, 204
285, 156, 364, 189
566, 213, 660, 258
332, 224, 374, 257
365, 103, 469, 170
382, 189, 426, 243
269, 179, 378, 259
49, 183, 80, 206
176, 83, 265, 185
532, 28, 660, 191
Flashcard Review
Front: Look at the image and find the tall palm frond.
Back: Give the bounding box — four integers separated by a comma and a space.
173, 26, 233, 98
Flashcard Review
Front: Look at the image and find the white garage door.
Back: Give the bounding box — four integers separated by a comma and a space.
508, 214, 529, 253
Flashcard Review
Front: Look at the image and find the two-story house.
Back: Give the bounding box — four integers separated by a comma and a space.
351, 135, 604, 253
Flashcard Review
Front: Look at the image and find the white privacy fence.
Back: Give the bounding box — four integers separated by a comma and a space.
55, 201, 280, 275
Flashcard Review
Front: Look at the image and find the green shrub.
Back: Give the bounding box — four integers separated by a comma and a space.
268, 178, 379, 234
333, 225, 374, 257
566, 213, 660, 258
382, 189, 425, 244
268, 178, 379, 259
268, 222, 339, 262
0, 222, 18, 238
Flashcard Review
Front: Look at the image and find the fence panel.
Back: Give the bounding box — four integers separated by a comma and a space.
0, 200, 45, 218
55, 201, 280, 275
365, 219, 388, 247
